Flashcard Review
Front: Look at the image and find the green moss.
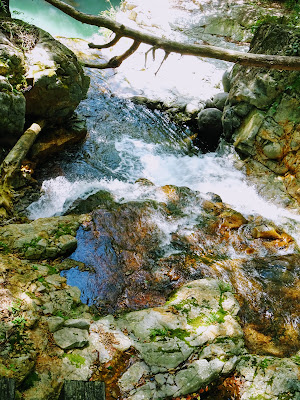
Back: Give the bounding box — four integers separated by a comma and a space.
251, 15, 286, 33
47, 264, 58, 275
291, 355, 300, 365
188, 306, 228, 328
257, 357, 273, 371
22, 237, 42, 252
149, 327, 190, 341
64, 353, 86, 368
54, 223, 74, 239
0, 240, 10, 254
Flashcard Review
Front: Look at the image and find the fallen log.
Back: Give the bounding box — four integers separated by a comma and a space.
0, 120, 45, 216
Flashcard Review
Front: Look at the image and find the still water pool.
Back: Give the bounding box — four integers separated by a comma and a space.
11, 0, 120, 38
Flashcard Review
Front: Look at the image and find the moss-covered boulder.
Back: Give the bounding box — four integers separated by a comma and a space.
0, 215, 82, 259
24, 27, 89, 122
0, 19, 89, 145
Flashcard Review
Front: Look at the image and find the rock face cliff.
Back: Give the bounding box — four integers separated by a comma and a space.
224, 24, 300, 208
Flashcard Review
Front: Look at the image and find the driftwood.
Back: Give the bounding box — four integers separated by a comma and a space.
44, 0, 300, 71
0, 120, 45, 216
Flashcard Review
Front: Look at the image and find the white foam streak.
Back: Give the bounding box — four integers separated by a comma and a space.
28, 135, 300, 246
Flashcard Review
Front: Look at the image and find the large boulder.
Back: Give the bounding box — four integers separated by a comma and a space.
0, 19, 89, 145
24, 27, 90, 122
223, 24, 300, 207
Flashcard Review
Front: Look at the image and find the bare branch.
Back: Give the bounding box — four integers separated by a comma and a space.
84, 40, 141, 69
44, 0, 300, 71
88, 33, 121, 49
155, 51, 170, 75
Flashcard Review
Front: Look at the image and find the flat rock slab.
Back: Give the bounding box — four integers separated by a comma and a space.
53, 327, 89, 350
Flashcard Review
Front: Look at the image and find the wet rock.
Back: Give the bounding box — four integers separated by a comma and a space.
226, 24, 300, 206
95, 279, 245, 399
29, 113, 87, 165
53, 327, 89, 350
197, 107, 223, 151
251, 224, 282, 240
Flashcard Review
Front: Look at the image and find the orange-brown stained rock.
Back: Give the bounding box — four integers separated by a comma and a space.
90, 347, 139, 400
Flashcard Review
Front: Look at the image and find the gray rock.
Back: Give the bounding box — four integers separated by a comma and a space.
47, 316, 65, 333
53, 327, 89, 350
64, 318, 90, 330
119, 362, 150, 392
222, 69, 232, 93
24, 28, 89, 122
57, 234, 78, 254
205, 93, 228, 111
174, 359, 222, 396
45, 274, 67, 288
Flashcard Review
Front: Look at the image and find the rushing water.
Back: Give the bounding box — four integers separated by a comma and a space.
27, 69, 300, 242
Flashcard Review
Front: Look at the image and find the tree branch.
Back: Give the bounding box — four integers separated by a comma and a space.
85, 39, 140, 69
43, 0, 300, 71
88, 33, 121, 49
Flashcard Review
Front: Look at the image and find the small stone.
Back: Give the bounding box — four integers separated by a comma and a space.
119, 362, 150, 392
24, 247, 44, 260
53, 327, 89, 350
66, 286, 81, 303
45, 247, 59, 258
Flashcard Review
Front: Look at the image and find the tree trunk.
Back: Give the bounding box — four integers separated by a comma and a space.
0, 0, 11, 17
